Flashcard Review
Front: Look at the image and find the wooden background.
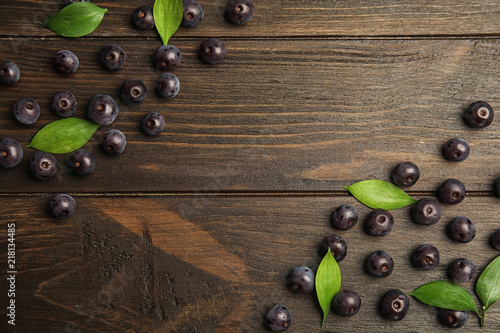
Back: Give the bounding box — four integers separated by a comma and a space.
2, 0, 500, 332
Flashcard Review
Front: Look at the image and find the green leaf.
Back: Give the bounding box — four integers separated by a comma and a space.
408, 281, 479, 314
43, 2, 107, 38
344, 179, 417, 210
27, 118, 100, 154
315, 247, 341, 326
153, 0, 183, 45
476, 255, 500, 311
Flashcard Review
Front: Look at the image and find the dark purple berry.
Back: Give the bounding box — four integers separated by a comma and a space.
67, 150, 96, 176
410, 198, 442, 225
379, 289, 410, 321
132, 6, 155, 30
13, 98, 40, 125
154, 45, 181, 71
0, 138, 23, 168
265, 304, 292, 332
198, 38, 226, 65
319, 235, 347, 262
364, 209, 394, 236
437, 178, 466, 205
87, 94, 119, 125
411, 244, 439, 270
366, 250, 394, 278
99, 44, 126, 71
438, 309, 468, 328
48, 193, 76, 219
120, 79, 147, 104
142, 112, 165, 136
331, 204, 358, 230
332, 290, 361, 317
464, 101, 493, 128
54, 50, 79, 74
181, 0, 204, 27
225, 0, 254, 24
101, 129, 127, 155
448, 216, 476, 243
391, 161, 420, 187
0, 61, 20, 85
491, 229, 500, 250
65, 0, 89, 5
443, 138, 470, 162
448, 258, 475, 283
30, 151, 57, 180
157, 73, 180, 99
286, 266, 314, 294
52, 91, 77, 117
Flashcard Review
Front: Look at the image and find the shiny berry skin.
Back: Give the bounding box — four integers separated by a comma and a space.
379, 289, 410, 321
437, 178, 466, 205
0, 138, 23, 168
448, 258, 475, 283
443, 138, 470, 162
491, 229, 500, 250
132, 6, 155, 30
120, 79, 147, 104
54, 50, 79, 74
101, 129, 127, 155
0, 61, 20, 85
67, 150, 96, 176
366, 250, 394, 278
411, 244, 439, 270
87, 94, 119, 125
331, 204, 358, 230
99, 44, 126, 71
286, 266, 314, 294
410, 198, 442, 225
464, 101, 494, 128
142, 112, 165, 136
52, 91, 77, 117
48, 193, 76, 219
391, 161, 420, 187
265, 304, 292, 332
225, 0, 254, 24
157, 73, 180, 99
438, 309, 468, 328
13, 98, 40, 125
364, 209, 394, 236
30, 151, 57, 180
154, 45, 181, 71
332, 290, 361, 317
448, 216, 476, 243
198, 38, 226, 65
181, 0, 204, 27
319, 234, 347, 262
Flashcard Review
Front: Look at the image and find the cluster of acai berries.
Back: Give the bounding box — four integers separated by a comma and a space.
0, 0, 255, 220
264, 101, 500, 330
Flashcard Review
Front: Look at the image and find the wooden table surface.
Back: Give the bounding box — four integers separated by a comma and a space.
2, 1, 500, 332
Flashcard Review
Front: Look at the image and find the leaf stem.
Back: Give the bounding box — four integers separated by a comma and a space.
480, 306, 486, 327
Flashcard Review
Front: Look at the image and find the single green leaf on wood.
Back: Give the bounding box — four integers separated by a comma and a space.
153, 0, 183, 45
315, 247, 341, 326
408, 280, 479, 314
344, 179, 417, 210
476, 255, 500, 311
43, 2, 107, 37
27, 118, 100, 154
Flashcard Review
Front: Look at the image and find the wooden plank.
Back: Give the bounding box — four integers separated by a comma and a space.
3, 1, 500, 38
1, 195, 500, 332
2, 38, 500, 192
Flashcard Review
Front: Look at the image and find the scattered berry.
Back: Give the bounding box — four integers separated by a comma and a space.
99, 44, 126, 71
132, 6, 155, 30
442, 138, 470, 162
0, 138, 23, 168
198, 38, 226, 64
13, 97, 40, 125
332, 290, 361, 317
154, 45, 181, 71
265, 304, 292, 331
225, 0, 254, 24
0, 61, 20, 85
364, 208, 394, 236
411, 244, 439, 270
30, 151, 57, 180
448, 216, 476, 243
448, 258, 475, 283
141, 112, 165, 136
379, 289, 410, 321
391, 161, 420, 187
410, 198, 442, 225
54, 50, 79, 74
87, 94, 119, 125
438, 309, 468, 328
181, 0, 204, 27
157, 73, 180, 99
331, 204, 358, 230
48, 193, 76, 219
319, 234, 347, 262
101, 129, 127, 154
120, 78, 147, 104
463, 101, 494, 128
437, 178, 466, 205
286, 266, 314, 294
52, 91, 77, 117
67, 150, 96, 176
491, 229, 500, 250
365, 250, 394, 278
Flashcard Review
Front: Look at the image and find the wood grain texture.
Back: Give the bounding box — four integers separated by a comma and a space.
1, 195, 500, 332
